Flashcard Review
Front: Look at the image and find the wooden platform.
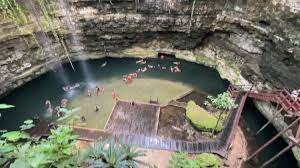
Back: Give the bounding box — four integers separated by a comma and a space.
27, 119, 52, 141
176, 90, 208, 106
104, 101, 160, 136
71, 92, 249, 157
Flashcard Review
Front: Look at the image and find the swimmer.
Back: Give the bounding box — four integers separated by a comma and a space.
96, 86, 101, 96
147, 65, 154, 69
173, 61, 180, 65
87, 89, 92, 96
141, 67, 147, 72
80, 116, 86, 122
174, 65, 181, 73
45, 100, 51, 108
101, 61, 107, 68
70, 83, 80, 90
160, 54, 164, 59
136, 59, 144, 64
62, 85, 71, 92
60, 99, 68, 108
55, 106, 62, 117
100, 85, 105, 92
170, 66, 174, 73
126, 75, 133, 83
129, 73, 137, 78
95, 106, 99, 112
48, 122, 56, 129
111, 89, 119, 101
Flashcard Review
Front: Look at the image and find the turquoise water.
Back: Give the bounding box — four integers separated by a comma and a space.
0, 57, 297, 167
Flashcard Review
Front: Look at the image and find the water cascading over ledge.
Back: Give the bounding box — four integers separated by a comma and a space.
0, 0, 299, 163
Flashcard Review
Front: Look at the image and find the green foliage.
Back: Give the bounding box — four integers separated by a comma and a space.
0, 124, 79, 168
197, 153, 221, 168
168, 152, 221, 168
204, 92, 235, 110
84, 139, 146, 168
1, 131, 28, 142
0, 104, 15, 109
19, 119, 35, 131
186, 101, 223, 132
0, 0, 28, 25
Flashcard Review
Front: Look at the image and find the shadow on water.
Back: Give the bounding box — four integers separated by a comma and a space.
241, 99, 298, 168
0, 57, 297, 167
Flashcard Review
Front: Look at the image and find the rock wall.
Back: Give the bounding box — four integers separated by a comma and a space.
0, 0, 299, 162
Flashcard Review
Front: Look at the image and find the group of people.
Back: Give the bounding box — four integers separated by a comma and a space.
85, 85, 119, 101
291, 89, 300, 101
62, 83, 80, 92
87, 85, 105, 96
122, 73, 138, 83
45, 99, 68, 117
170, 61, 181, 73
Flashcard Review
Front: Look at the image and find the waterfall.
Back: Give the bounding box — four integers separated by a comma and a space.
58, 0, 94, 83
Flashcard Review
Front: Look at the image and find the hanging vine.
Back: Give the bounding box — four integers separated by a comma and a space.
40, 0, 75, 71
135, 0, 139, 13
188, 0, 196, 35
0, 0, 75, 71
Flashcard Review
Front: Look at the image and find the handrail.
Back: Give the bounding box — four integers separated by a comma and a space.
228, 84, 300, 112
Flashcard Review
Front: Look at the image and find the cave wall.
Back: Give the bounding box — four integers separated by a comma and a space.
0, 0, 299, 96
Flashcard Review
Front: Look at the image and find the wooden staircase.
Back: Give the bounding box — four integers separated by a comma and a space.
228, 85, 300, 114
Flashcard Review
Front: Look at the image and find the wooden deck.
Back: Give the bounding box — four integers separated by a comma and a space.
104, 101, 160, 136
71, 92, 249, 157
27, 119, 52, 141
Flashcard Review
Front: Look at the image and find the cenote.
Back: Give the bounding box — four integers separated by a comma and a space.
0, 57, 297, 167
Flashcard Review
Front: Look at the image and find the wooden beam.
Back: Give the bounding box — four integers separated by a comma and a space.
261, 143, 295, 168
247, 117, 300, 161
256, 107, 283, 135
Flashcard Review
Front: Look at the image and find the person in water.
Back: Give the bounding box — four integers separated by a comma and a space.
111, 89, 119, 101
60, 99, 68, 108
62, 85, 71, 92
100, 85, 105, 92
45, 100, 51, 108
96, 86, 101, 96
54, 106, 62, 117
95, 106, 99, 112
87, 89, 92, 96
80, 116, 86, 122
45, 100, 53, 116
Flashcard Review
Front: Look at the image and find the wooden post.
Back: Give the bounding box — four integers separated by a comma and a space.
261, 142, 295, 168
247, 117, 300, 161
212, 110, 225, 136
296, 124, 300, 138
256, 106, 283, 135
188, 0, 196, 35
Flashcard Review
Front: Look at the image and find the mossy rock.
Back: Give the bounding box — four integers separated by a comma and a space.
168, 152, 221, 168
196, 153, 221, 168
186, 101, 223, 132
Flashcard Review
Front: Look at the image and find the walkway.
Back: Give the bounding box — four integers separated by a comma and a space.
228, 85, 300, 113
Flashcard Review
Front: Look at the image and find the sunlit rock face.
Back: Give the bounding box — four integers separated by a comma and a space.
0, 0, 299, 94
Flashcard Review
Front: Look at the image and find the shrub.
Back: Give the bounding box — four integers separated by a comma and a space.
197, 153, 221, 168
0, 125, 79, 168
186, 101, 223, 132
204, 92, 235, 110
168, 152, 221, 168
84, 139, 146, 168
